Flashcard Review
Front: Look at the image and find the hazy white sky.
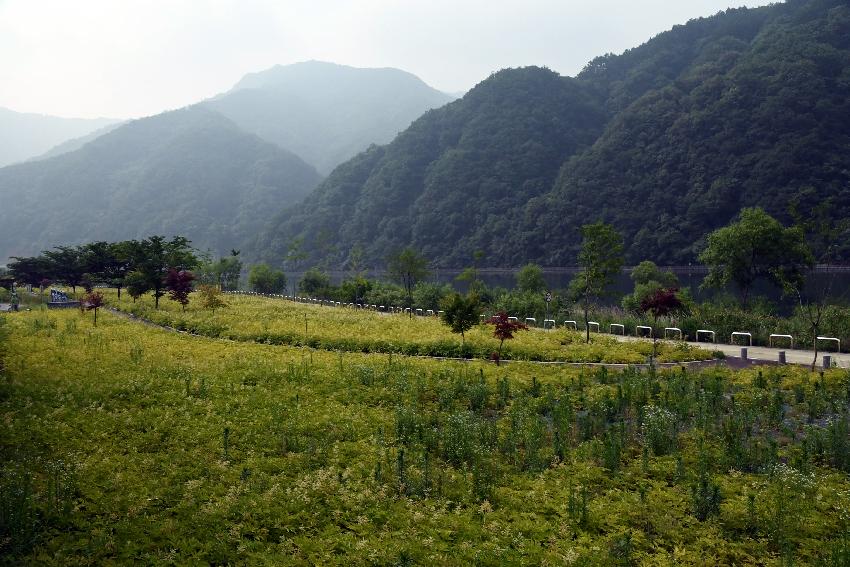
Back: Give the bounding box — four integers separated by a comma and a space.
0, 0, 778, 119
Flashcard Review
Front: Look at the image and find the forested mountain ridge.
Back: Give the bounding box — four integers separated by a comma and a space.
535, 0, 850, 264
254, 67, 606, 267
31, 121, 126, 161
253, 0, 850, 268
203, 61, 455, 174
0, 106, 321, 261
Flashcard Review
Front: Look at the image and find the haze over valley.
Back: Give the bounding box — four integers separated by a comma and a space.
1, 0, 847, 268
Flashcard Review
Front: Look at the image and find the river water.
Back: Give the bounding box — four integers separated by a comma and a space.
284, 266, 850, 309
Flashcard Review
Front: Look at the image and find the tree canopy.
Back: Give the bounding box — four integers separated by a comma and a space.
699, 207, 813, 307
387, 248, 430, 310
249, 263, 287, 295
569, 223, 624, 342
439, 292, 481, 344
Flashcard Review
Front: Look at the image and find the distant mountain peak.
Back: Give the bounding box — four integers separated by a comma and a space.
230, 60, 441, 93
0, 107, 121, 168
207, 61, 455, 174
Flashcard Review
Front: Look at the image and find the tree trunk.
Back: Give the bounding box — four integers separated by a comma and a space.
584, 304, 590, 343
811, 334, 819, 372
652, 315, 658, 359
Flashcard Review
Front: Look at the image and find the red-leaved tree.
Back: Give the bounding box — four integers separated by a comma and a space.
488, 312, 529, 365
165, 269, 195, 311
639, 287, 685, 358
84, 290, 105, 326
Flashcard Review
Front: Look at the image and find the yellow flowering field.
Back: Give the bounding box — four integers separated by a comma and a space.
1, 308, 849, 564
106, 290, 712, 364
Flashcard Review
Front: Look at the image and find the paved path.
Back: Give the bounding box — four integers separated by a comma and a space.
609, 334, 847, 369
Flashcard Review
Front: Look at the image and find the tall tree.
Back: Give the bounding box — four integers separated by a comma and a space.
781, 207, 848, 370
568, 222, 624, 343
699, 208, 813, 308
249, 263, 287, 294
439, 292, 481, 345
8, 255, 51, 287
81, 241, 133, 299
213, 251, 243, 291
622, 260, 680, 313
43, 246, 87, 294
133, 236, 198, 308
106, 241, 135, 299
125, 270, 150, 303
515, 263, 547, 294
298, 268, 330, 297
387, 248, 429, 315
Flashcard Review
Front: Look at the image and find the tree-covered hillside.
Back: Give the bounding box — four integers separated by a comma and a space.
535, 0, 850, 264
0, 107, 321, 262
204, 61, 455, 174
254, 67, 606, 268
254, 0, 850, 269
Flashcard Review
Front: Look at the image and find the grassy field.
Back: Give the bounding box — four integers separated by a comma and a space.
1, 306, 849, 565
107, 290, 712, 365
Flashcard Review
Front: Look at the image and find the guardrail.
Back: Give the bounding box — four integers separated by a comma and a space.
769, 334, 794, 349
696, 330, 715, 343
664, 327, 682, 340
731, 332, 752, 346
636, 325, 652, 338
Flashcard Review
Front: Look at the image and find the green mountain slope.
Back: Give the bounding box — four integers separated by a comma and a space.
534, 0, 850, 264
253, 0, 850, 268
204, 61, 455, 174
0, 106, 321, 262
253, 67, 606, 267
31, 121, 126, 161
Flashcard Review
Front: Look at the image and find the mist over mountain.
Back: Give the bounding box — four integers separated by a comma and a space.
203, 61, 455, 174
0, 107, 119, 168
31, 121, 126, 161
253, 0, 850, 269
0, 61, 456, 263
0, 107, 321, 262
